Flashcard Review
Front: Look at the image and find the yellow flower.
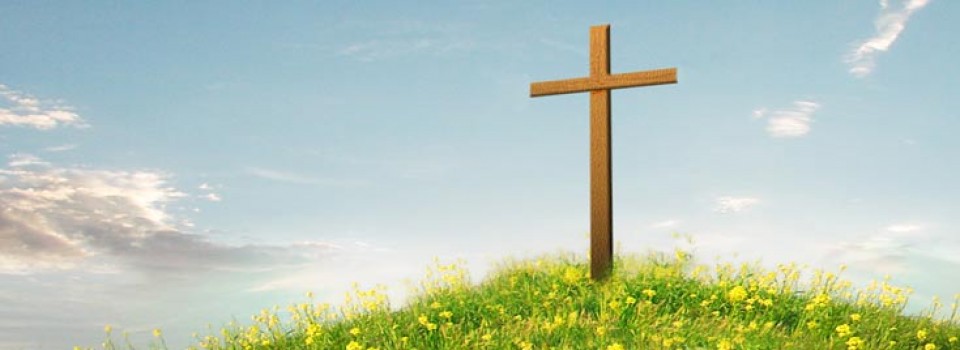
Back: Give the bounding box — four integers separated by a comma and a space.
104, 325, 112, 334
607, 343, 624, 350
846, 336, 863, 348
924, 343, 937, 350
642, 289, 657, 298
152, 328, 162, 338
430, 301, 442, 309
727, 286, 747, 303
806, 320, 818, 330
918, 329, 928, 341
596, 326, 607, 336
835, 324, 851, 338
349, 327, 361, 336
850, 313, 861, 322
949, 336, 958, 343
481, 333, 493, 341
439, 310, 453, 318
563, 267, 582, 283
717, 338, 733, 350
625, 296, 636, 305
346, 341, 363, 350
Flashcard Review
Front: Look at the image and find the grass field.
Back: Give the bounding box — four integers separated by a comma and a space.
83, 245, 960, 349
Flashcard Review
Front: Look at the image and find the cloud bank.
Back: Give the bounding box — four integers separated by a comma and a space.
0, 155, 342, 275
846, 0, 931, 78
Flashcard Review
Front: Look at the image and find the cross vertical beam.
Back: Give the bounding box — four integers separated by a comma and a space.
529, 24, 677, 281
589, 25, 613, 281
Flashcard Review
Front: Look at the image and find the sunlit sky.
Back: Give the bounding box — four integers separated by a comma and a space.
2, 1, 958, 349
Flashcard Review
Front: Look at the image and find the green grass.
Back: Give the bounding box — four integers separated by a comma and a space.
85, 247, 960, 350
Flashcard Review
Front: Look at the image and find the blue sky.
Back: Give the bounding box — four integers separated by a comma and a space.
2, 1, 958, 348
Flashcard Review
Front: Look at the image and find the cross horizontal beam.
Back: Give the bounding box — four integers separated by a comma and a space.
529, 68, 677, 97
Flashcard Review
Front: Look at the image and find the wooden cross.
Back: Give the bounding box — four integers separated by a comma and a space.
530, 24, 677, 281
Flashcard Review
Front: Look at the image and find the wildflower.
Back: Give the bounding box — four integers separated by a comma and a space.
439, 310, 453, 319
924, 343, 937, 350
806, 320, 819, 330
349, 327, 361, 336
918, 329, 928, 341
346, 341, 363, 350
607, 343, 625, 350
846, 336, 863, 349
642, 289, 656, 298
717, 338, 733, 350
104, 325, 112, 334
949, 336, 958, 343
836, 324, 851, 338
850, 313, 861, 322
596, 326, 607, 336
563, 267, 582, 283
481, 333, 493, 341
153, 328, 162, 338
727, 286, 747, 303
430, 301, 442, 309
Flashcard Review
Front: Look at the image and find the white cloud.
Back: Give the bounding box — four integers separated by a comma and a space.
202, 193, 222, 202
714, 196, 760, 214
0, 154, 187, 271
845, 0, 931, 78
43, 144, 77, 152
751, 108, 767, 119
753, 100, 820, 138
0, 84, 87, 130
650, 220, 680, 229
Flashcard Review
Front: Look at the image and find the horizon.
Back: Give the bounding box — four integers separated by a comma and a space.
2, 1, 959, 349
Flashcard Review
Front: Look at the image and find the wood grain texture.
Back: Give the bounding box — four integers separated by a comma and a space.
529, 68, 677, 97
527, 24, 677, 281
589, 24, 613, 281
590, 88, 612, 281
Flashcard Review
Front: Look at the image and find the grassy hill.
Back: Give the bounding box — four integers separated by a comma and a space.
89, 248, 959, 350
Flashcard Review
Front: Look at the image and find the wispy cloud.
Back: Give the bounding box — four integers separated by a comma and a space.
245, 166, 364, 187
886, 223, 923, 233
714, 196, 760, 214
337, 20, 474, 62
650, 220, 680, 229
43, 144, 78, 152
845, 0, 932, 78
753, 100, 820, 138
823, 223, 959, 278
0, 84, 87, 130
